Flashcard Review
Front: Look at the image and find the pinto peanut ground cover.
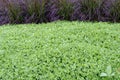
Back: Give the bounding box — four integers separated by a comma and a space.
0, 21, 120, 80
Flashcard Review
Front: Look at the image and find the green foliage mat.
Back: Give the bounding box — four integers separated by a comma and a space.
0, 21, 120, 80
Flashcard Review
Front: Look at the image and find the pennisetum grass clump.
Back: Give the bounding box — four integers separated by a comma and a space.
0, 0, 120, 25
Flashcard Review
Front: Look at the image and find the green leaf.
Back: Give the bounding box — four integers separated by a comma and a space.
111, 73, 115, 76
106, 65, 112, 76
100, 73, 107, 77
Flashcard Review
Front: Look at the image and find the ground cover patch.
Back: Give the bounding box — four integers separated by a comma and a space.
0, 21, 120, 80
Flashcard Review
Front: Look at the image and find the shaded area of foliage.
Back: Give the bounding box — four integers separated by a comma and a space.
0, 0, 120, 25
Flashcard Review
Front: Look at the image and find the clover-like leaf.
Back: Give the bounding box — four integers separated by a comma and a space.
100, 73, 107, 77
111, 73, 115, 76
106, 65, 112, 76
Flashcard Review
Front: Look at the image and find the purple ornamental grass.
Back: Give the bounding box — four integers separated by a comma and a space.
24, 0, 47, 23
109, 0, 120, 22
0, 0, 9, 24
0, 0, 120, 25
57, 0, 74, 20
45, 0, 59, 22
